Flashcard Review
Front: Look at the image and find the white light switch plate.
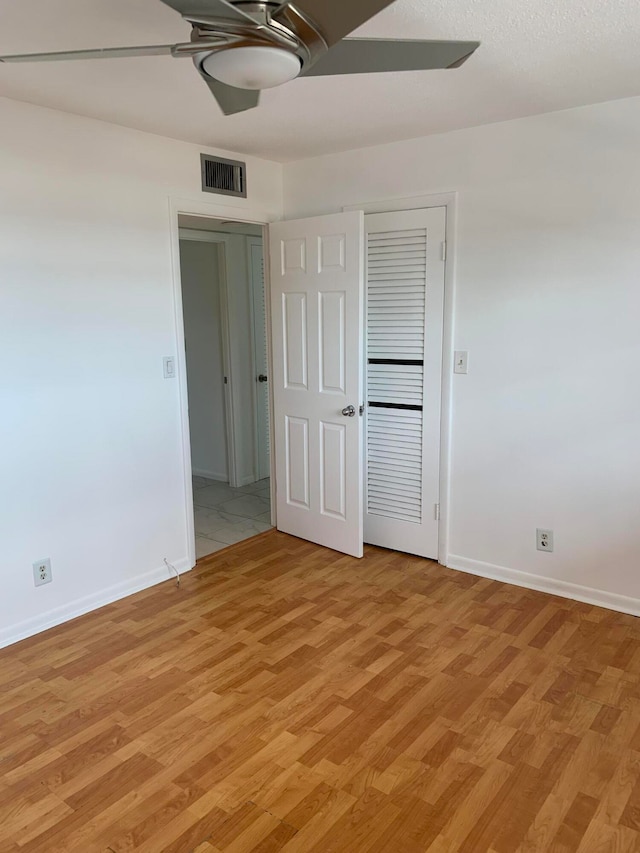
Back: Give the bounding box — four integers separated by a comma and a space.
454, 351, 469, 374
163, 356, 176, 379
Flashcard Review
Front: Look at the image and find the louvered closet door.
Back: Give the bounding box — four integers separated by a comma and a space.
365, 208, 446, 559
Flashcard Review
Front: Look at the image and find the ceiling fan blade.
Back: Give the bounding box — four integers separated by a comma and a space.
0, 44, 176, 63
158, 0, 256, 25
273, 0, 396, 47
302, 38, 480, 77
195, 63, 260, 114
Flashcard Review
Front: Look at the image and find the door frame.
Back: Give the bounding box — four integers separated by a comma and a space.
169, 196, 277, 568
344, 192, 457, 567
246, 235, 270, 482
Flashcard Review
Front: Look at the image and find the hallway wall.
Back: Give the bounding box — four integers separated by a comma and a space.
180, 239, 228, 482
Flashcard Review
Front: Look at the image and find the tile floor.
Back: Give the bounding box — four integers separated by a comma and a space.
192, 476, 272, 558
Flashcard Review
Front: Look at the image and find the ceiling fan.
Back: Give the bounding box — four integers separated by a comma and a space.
0, 0, 480, 116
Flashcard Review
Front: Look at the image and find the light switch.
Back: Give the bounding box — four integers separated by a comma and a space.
454, 351, 469, 374
163, 356, 176, 379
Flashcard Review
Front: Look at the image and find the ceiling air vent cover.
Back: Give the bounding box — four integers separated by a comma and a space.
200, 153, 247, 198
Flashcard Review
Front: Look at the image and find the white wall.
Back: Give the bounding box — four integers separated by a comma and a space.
0, 96, 282, 647
180, 239, 228, 481
284, 96, 640, 612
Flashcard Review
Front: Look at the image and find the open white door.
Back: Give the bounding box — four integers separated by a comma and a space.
269, 212, 364, 557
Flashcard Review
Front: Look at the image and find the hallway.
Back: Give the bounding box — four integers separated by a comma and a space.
193, 476, 272, 558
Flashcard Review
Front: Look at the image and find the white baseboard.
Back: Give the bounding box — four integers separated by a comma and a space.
237, 473, 259, 487
446, 554, 640, 617
192, 469, 228, 482
0, 556, 193, 651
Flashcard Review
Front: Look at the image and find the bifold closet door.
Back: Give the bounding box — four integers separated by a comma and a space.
364, 207, 446, 559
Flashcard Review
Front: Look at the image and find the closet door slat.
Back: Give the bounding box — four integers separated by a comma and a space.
366, 225, 427, 524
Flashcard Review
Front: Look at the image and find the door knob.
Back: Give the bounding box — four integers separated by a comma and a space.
258, 374, 268, 383
341, 405, 356, 417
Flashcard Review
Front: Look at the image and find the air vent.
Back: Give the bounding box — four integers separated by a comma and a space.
200, 153, 247, 198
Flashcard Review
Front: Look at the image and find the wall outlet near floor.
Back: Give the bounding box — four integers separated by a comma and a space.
536, 529, 554, 553
33, 558, 52, 586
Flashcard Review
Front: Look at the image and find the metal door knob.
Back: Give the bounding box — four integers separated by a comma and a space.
342, 405, 356, 417
258, 374, 268, 383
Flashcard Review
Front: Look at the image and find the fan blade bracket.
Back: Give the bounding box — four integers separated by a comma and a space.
172, 38, 228, 57
158, 0, 258, 26
160, 0, 298, 50
187, 19, 299, 51
173, 34, 279, 57
273, 0, 396, 48
271, 3, 328, 66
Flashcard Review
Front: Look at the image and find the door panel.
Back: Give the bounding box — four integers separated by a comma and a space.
319, 291, 346, 394
283, 292, 308, 389
270, 212, 364, 558
320, 421, 347, 519
285, 416, 310, 508
364, 207, 446, 559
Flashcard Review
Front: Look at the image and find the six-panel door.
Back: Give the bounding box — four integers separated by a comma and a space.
269, 212, 364, 558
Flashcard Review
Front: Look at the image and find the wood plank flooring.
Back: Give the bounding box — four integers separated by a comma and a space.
1, 530, 640, 852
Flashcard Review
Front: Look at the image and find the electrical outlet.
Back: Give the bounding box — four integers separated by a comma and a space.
536, 529, 554, 553
33, 558, 52, 587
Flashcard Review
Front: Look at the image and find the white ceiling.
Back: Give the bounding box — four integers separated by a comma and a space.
1, 0, 640, 162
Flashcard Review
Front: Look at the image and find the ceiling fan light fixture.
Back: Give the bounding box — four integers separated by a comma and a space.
201, 46, 301, 90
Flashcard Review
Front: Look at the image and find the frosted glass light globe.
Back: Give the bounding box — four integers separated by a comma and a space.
202, 46, 301, 90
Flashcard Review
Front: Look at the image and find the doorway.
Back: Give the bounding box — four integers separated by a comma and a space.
178, 215, 272, 559
171, 197, 451, 567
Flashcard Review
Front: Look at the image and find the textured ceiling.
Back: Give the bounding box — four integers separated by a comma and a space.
1, 0, 640, 162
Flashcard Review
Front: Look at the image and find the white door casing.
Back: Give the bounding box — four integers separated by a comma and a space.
270, 212, 364, 558
364, 207, 446, 559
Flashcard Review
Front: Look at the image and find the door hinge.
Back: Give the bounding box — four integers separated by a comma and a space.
440, 241, 447, 262
434, 503, 441, 521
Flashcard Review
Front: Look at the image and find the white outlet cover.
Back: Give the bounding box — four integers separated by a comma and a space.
536, 529, 554, 552
33, 558, 52, 586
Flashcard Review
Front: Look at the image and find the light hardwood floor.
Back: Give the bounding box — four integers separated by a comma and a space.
1, 530, 640, 852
